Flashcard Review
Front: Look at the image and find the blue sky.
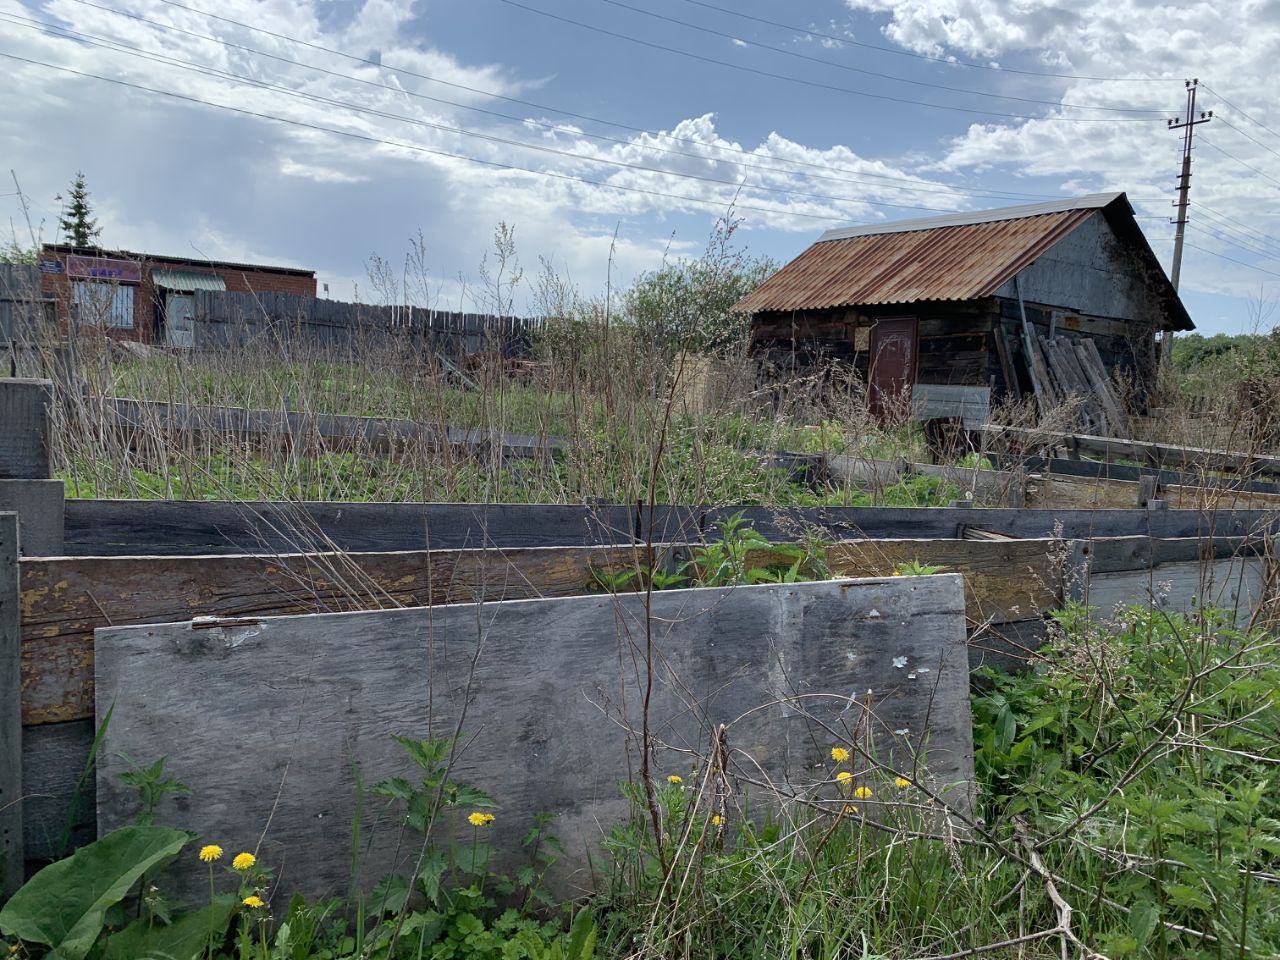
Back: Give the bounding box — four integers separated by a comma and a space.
3, 0, 1279, 334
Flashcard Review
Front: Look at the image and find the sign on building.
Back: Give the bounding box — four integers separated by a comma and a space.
65, 255, 142, 283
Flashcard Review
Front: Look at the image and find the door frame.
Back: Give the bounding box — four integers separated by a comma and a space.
867, 316, 919, 419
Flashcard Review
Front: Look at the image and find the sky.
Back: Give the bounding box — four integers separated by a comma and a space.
2, 0, 1280, 334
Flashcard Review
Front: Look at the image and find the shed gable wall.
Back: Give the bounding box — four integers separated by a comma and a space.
993, 211, 1162, 331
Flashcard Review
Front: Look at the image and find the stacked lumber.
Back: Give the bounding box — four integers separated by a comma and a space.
1024, 333, 1128, 436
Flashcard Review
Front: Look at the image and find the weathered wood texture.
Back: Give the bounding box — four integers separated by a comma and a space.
0, 480, 65, 556
1025, 474, 1280, 511
100, 396, 565, 460
62, 501, 639, 555
984, 424, 1280, 479
96, 576, 975, 902
0, 514, 20, 896
62, 500, 1279, 556
0, 379, 52, 480
20, 538, 1060, 728
1072, 536, 1275, 624
992, 455, 1280, 499
21, 720, 95, 865
20, 543, 669, 726
704, 505, 1274, 545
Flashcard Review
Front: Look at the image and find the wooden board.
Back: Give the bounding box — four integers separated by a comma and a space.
984, 424, 1280, 479
1072, 536, 1275, 625
704, 505, 1275, 544
21, 720, 95, 865
63, 500, 639, 555
19, 543, 666, 726
0, 379, 52, 480
0, 513, 20, 895
96, 576, 974, 903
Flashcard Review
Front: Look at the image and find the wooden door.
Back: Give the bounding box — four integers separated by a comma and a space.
869, 317, 918, 419
165, 294, 195, 348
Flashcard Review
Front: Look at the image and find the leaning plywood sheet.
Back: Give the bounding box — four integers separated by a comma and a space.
96, 576, 973, 903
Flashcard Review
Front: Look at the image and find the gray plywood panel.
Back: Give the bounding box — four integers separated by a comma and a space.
96, 576, 973, 903
0, 479, 64, 556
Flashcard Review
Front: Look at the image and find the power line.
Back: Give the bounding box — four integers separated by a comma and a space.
46, 0, 1076, 207
1200, 83, 1280, 143
1184, 238, 1280, 280
1197, 136, 1280, 190
102, 0, 1082, 203
673, 0, 1178, 82
497, 0, 1168, 124
1196, 203, 1280, 255
591, 0, 1166, 114
0, 12, 1031, 217
0, 48, 901, 225
1190, 220, 1280, 263
1215, 115, 1280, 163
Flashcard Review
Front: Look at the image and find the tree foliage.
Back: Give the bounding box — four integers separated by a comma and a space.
624, 215, 776, 354
58, 171, 101, 248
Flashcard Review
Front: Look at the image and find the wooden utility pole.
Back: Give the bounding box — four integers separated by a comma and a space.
1163, 79, 1212, 364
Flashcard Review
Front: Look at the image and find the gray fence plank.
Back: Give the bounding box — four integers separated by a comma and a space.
96, 575, 974, 903
0, 379, 52, 480
0, 480, 65, 556
63, 501, 638, 555
1, 513, 20, 896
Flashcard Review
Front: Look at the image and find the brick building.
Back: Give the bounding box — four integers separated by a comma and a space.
38, 245, 316, 346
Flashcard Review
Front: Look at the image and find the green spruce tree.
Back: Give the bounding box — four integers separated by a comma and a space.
57, 171, 101, 247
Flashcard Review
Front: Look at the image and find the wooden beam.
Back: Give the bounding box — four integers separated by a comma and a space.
20, 542, 663, 726
0, 513, 21, 897
984, 424, 1280, 479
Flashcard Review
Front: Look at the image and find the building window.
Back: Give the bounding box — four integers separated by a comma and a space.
72, 280, 134, 329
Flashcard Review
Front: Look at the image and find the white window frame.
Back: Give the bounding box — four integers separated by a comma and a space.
72, 280, 135, 329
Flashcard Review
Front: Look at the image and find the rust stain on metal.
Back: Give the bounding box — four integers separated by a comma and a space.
735, 209, 1092, 314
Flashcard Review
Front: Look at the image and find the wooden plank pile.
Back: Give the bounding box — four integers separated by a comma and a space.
1023, 332, 1128, 436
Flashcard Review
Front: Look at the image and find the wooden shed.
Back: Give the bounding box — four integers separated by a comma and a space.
735, 192, 1192, 424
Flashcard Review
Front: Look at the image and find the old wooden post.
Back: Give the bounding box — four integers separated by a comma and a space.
0, 512, 22, 897
0, 378, 53, 480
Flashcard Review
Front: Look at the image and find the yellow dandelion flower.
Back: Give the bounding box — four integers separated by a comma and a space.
467, 811, 495, 827
836, 771, 853, 784
891, 571, 902, 576
894, 777, 911, 789
711, 815, 722, 827
242, 895, 265, 909
854, 786, 873, 800
232, 852, 257, 871
830, 747, 850, 763
198, 844, 223, 863
667, 775, 683, 784
842, 804, 858, 815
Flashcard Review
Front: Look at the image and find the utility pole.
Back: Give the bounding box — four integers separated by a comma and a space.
1163, 78, 1212, 364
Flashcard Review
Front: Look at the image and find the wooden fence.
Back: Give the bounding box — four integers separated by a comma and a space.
192, 290, 545, 359
11, 526, 1278, 882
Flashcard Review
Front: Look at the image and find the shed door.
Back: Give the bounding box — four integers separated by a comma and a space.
868, 317, 918, 418
165, 294, 195, 348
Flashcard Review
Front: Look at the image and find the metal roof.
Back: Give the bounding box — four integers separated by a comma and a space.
151, 269, 227, 292
41, 244, 315, 278
732, 192, 1191, 332
815, 192, 1124, 242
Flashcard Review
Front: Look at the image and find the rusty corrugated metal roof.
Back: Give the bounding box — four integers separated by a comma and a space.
736, 206, 1097, 314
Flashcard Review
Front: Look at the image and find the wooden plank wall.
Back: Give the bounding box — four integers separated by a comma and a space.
94, 575, 974, 903
0, 379, 52, 480
193, 291, 545, 359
